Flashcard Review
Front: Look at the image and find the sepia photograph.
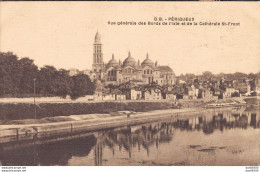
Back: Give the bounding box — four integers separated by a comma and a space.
0, 1, 259, 170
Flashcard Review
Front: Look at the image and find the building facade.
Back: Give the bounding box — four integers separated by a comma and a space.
91, 31, 176, 86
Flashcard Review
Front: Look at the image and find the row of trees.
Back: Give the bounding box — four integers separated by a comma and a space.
179, 71, 260, 82
0, 52, 95, 99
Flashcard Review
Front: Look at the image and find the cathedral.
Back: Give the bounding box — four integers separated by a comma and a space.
91, 31, 176, 86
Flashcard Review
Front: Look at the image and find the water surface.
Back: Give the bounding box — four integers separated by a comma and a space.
0, 108, 259, 166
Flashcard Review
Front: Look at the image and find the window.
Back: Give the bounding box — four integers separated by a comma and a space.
144, 70, 146, 74
147, 70, 150, 74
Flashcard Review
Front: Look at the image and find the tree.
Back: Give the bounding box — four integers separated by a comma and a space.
248, 73, 256, 79
105, 83, 118, 93
185, 73, 196, 80
256, 71, 260, 78
233, 72, 247, 79
37, 66, 72, 98
0, 51, 96, 99
0, 52, 23, 96
37, 65, 58, 96
202, 71, 214, 80
54, 69, 73, 98
231, 92, 240, 97
19, 57, 39, 94
70, 74, 95, 99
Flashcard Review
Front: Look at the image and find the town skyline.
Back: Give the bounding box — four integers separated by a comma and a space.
1, 2, 260, 75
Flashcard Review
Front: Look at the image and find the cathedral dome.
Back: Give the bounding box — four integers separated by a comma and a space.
123, 52, 136, 67
107, 54, 118, 67
141, 53, 154, 67
94, 31, 101, 44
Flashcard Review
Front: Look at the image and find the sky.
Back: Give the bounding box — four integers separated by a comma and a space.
1, 2, 260, 75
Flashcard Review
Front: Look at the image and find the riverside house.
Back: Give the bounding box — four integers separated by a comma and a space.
187, 84, 199, 99
162, 91, 177, 100
125, 88, 142, 100
142, 87, 162, 100
201, 88, 214, 100
224, 87, 236, 98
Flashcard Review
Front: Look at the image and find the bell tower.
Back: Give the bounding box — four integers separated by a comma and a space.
92, 31, 104, 80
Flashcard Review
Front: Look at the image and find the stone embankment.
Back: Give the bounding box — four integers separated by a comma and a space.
0, 107, 224, 140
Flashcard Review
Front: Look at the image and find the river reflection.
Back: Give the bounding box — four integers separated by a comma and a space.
0, 108, 260, 166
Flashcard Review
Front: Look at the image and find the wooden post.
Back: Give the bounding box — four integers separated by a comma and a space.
16, 128, 19, 141
33, 78, 37, 120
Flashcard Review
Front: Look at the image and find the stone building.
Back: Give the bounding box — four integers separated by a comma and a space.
91, 31, 176, 86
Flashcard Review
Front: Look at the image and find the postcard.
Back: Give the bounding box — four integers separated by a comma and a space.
0, 1, 259, 170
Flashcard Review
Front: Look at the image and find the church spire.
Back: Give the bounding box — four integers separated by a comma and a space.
94, 31, 101, 44
146, 53, 149, 59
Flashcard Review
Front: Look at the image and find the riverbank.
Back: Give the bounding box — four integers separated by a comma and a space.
1, 97, 253, 120
0, 107, 237, 140
0, 97, 257, 140
0, 100, 207, 120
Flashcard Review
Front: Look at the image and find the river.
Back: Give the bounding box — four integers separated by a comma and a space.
0, 107, 259, 166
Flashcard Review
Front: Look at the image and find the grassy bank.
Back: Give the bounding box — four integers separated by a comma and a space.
243, 97, 260, 105
0, 101, 178, 120
0, 97, 248, 120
